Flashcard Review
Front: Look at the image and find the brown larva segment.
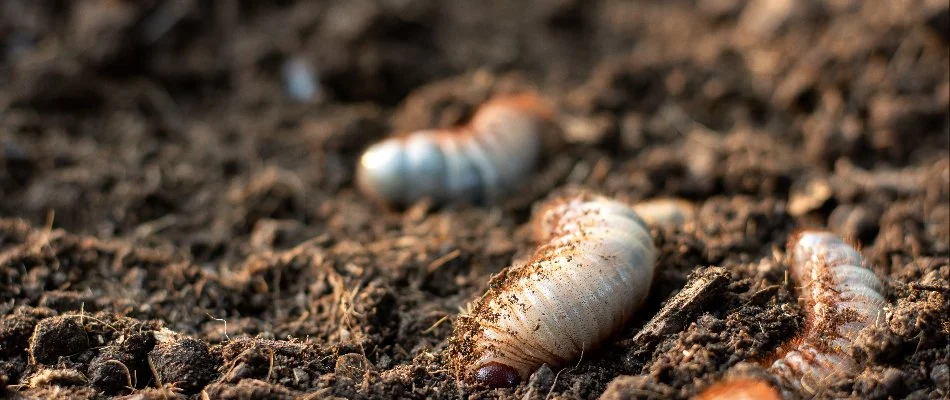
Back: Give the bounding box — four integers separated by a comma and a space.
449, 193, 657, 387
356, 93, 551, 206
769, 230, 887, 394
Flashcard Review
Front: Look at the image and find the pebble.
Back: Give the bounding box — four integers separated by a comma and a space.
283, 57, 321, 102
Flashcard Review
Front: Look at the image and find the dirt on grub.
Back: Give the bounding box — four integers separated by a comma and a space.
0, 0, 948, 399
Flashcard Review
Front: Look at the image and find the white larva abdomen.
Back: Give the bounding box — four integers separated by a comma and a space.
769, 231, 887, 394
356, 93, 549, 206
449, 193, 656, 388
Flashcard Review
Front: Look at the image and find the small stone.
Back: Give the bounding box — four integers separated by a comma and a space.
293, 368, 310, 386
283, 57, 321, 102
522, 364, 555, 400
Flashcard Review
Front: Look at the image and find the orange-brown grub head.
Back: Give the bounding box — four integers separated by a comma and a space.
694, 378, 782, 400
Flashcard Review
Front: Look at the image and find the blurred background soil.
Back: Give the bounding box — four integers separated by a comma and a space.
0, 0, 948, 399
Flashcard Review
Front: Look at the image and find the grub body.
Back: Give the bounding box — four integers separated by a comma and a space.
450, 193, 656, 387
356, 93, 549, 206
770, 231, 886, 393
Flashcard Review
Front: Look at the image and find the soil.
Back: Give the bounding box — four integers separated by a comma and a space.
1, 1, 948, 399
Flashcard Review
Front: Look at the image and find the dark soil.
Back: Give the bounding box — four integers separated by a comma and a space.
1, 0, 948, 399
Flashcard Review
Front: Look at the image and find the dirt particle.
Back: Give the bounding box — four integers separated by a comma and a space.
17, 386, 98, 399
221, 345, 272, 384
293, 368, 310, 386
147, 335, 217, 395
219, 338, 333, 391
88, 348, 140, 395
628, 267, 731, 357
853, 367, 908, 400
28, 315, 89, 365
202, 379, 298, 400
925, 4, 950, 42
828, 204, 879, 245
109, 387, 176, 400
788, 176, 832, 216
335, 353, 374, 381
600, 374, 674, 400
522, 364, 555, 400
0, 307, 56, 358
931, 364, 949, 391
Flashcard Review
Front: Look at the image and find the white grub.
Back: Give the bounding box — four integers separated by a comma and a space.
356, 93, 551, 206
449, 193, 656, 388
631, 198, 697, 229
770, 230, 887, 394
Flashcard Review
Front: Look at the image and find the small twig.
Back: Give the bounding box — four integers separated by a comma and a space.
206, 313, 230, 341
102, 359, 134, 392
266, 347, 276, 383
909, 283, 949, 293
422, 315, 449, 334
427, 249, 462, 274
545, 348, 584, 400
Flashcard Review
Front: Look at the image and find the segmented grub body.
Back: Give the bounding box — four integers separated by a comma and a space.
356, 93, 550, 206
769, 231, 886, 393
450, 193, 657, 387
